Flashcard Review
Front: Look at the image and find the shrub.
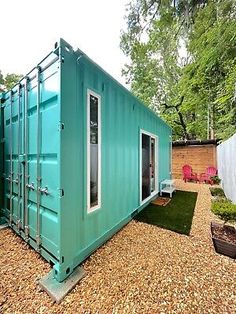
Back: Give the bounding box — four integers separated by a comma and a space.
210, 175, 221, 184
210, 187, 225, 198
211, 200, 236, 223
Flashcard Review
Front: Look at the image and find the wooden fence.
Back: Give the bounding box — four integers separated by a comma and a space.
172, 140, 217, 179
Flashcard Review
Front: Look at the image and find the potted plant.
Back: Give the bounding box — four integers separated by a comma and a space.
211, 200, 236, 259
210, 175, 221, 185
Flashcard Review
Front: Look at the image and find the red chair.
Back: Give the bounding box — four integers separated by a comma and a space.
199, 166, 217, 185
182, 165, 198, 183
206, 166, 217, 177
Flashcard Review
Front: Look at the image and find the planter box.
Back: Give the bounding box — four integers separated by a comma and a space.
211, 222, 236, 259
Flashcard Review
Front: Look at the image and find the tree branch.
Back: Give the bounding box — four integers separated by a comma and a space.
161, 95, 190, 139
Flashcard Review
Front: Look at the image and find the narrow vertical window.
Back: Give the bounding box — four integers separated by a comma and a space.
150, 137, 156, 192
87, 90, 101, 212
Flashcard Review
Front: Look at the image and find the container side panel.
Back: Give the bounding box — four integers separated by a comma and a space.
60, 54, 171, 272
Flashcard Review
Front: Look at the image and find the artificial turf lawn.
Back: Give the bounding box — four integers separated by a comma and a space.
135, 190, 198, 235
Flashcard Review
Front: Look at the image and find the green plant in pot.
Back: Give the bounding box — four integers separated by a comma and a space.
210, 175, 221, 185
211, 200, 236, 259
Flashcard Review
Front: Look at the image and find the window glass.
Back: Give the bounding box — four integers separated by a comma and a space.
89, 94, 99, 209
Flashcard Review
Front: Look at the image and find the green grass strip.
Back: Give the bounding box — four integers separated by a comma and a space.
135, 190, 198, 235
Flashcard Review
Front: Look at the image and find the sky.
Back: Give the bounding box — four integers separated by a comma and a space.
0, 0, 129, 87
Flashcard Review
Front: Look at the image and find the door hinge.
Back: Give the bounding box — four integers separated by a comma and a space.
58, 122, 65, 131
58, 188, 64, 198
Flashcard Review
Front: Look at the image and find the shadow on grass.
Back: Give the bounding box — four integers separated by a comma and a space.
134, 190, 198, 235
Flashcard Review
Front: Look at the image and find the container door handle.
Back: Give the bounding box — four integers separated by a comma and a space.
38, 187, 50, 195
13, 177, 19, 184
6, 175, 11, 182
26, 182, 35, 191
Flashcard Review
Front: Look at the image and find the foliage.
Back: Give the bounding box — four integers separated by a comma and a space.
0, 71, 23, 91
0, 70, 4, 92
210, 187, 225, 198
183, 0, 236, 140
121, 0, 236, 140
0, 70, 3, 84
212, 200, 236, 223
210, 175, 221, 185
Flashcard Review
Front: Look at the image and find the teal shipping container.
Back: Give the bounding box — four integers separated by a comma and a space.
0, 39, 171, 282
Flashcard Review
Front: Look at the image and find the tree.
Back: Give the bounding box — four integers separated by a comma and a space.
121, 0, 236, 140
0, 71, 3, 84
183, 0, 236, 140
0, 71, 23, 92
0, 71, 4, 92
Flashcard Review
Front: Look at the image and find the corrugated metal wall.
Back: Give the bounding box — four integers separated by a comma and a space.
0, 102, 4, 223
58, 41, 171, 280
1, 52, 61, 264
0, 39, 171, 282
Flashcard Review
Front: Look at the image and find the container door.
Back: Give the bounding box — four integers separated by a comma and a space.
3, 54, 60, 259
141, 131, 157, 202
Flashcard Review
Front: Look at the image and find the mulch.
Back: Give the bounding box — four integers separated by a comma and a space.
0, 180, 236, 313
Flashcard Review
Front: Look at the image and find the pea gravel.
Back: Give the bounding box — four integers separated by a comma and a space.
0, 180, 235, 313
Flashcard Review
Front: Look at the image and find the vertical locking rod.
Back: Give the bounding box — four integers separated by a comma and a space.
9, 91, 13, 225
24, 78, 29, 239
36, 67, 41, 250
16, 84, 21, 230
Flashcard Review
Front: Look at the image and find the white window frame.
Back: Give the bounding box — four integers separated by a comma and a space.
140, 129, 159, 205
87, 89, 101, 213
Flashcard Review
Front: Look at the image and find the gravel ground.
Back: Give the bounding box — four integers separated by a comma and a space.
0, 180, 235, 313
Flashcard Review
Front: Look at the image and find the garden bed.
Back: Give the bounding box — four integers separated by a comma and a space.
210, 187, 226, 199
